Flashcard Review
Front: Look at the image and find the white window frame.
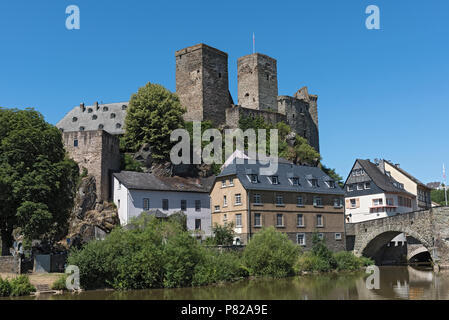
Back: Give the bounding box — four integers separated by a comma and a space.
313, 196, 323, 207
350, 198, 356, 208
297, 233, 306, 246
223, 195, 228, 207
276, 195, 284, 206
236, 214, 242, 227
214, 205, 220, 212
364, 182, 371, 189
297, 196, 304, 206
316, 214, 324, 227
235, 194, 242, 205
276, 214, 284, 227
253, 194, 261, 205
222, 180, 227, 188
254, 213, 262, 227
271, 176, 279, 185
143, 198, 150, 211
335, 233, 342, 240
297, 214, 304, 227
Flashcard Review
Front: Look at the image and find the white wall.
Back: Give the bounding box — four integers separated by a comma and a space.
113, 177, 211, 237
346, 192, 415, 224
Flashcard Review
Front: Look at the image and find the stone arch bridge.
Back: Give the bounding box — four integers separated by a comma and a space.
345, 207, 449, 269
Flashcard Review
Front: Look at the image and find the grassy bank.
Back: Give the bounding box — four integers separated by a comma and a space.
0, 275, 36, 297
66, 216, 373, 291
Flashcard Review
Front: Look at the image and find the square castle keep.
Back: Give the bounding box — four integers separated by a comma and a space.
57, 43, 320, 202
175, 43, 320, 152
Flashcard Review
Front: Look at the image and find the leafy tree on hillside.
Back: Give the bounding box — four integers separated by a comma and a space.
431, 189, 448, 206
123, 83, 185, 161
0, 108, 79, 255
321, 164, 344, 187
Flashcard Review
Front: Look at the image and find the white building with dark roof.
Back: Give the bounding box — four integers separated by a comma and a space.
113, 171, 214, 238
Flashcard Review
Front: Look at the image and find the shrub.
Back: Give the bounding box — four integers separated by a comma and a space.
0, 277, 11, 297
295, 251, 334, 273
311, 233, 337, 269
51, 274, 68, 291
9, 275, 35, 296
242, 227, 300, 277
334, 251, 363, 271
359, 256, 375, 266
192, 250, 247, 286
211, 223, 235, 246
163, 231, 203, 288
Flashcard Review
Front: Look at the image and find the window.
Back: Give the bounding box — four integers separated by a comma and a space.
98, 124, 104, 130
116, 123, 122, 129
297, 233, 306, 246
335, 233, 342, 240
364, 182, 371, 189
386, 198, 394, 206
253, 194, 261, 204
326, 180, 336, 188
254, 213, 262, 227
350, 199, 357, 208
122, 105, 127, 110
72, 117, 78, 122
103, 107, 109, 112
117, 200, 120, 209
143, 198, 150, 211
229, 178, 234, 186
313, 196, 323, 207
309, 179, 318, 187
271, 176, 279, 185
297, 214, 304, 227
195, 219, 202, 230
181, 200, 187, 211
223, 195, 228, 207
373, 198, 383, 206
235, 194, 242, 205
291, 177, 299, 186
249, 174, 258, 183
334, 198, 343, 208
236, 214, 242, 227
357, 183, 363, 190
222, 180, 227, 188
223, 214, 227, 222
162, 199, 169, 211
92, 115, 98, 120
276, 214, 284, 227
316, 214, 324, 227
118, 182, 121, 190
79, 126, 85, 132
88, 108, 93, 113
195, 200, 201, 211
347, 185, 354, 192
297, 196, 304, 206
318, 233, 324, 240
74, 139, 78, 147
275, 195, 284, 206
214, 205, 220, 212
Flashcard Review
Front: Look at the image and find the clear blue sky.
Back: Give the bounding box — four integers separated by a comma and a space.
1, 0, 448, 183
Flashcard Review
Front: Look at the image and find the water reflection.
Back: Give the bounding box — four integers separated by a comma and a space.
7, 266, 449, 300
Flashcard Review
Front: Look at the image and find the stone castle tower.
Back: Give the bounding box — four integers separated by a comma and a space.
175, 44, 232, 126
237, 53, 278, 112
175, 43, 320, 152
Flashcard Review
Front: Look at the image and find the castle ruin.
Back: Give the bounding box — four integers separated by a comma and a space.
175, 43, 320, 152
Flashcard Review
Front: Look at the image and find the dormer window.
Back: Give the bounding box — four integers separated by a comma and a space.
309, 179, 318, 187
326, 180, 336, 188
270, 176, 279, 185
248, 174, 258, 183
291, 177, 300, 186
347, 184, 354, 192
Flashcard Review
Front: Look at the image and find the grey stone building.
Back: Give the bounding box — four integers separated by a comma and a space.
175, 43, 320, 152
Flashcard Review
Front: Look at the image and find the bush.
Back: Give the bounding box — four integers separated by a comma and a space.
51, 274, 68, 291
295, 251, 334, 273
9, 276, 35, 297
334, 251, 364, 271
311, 233, 337, 269
359, 256, 375, 267
0, 277, 11, 297
211, 223, 235, 246
192, 250, 248, 286
242, 227, 300, 277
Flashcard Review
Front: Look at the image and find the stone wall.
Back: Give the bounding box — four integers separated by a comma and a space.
225, 105, 287, 129
63, 130, 120, 201
0, 256, 20, 274
237, 53, 278, 112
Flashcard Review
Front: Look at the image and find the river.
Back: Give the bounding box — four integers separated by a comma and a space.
10, 266, 449, 300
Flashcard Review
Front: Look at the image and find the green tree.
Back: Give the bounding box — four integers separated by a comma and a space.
0, 108, 79, 255
320, 164, 344, 187
431, 188, 448, 206
211, 223, 235, 246
123, 83, 186, 161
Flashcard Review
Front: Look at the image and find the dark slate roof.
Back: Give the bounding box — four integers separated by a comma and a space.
56, 102, 128, 135
218, 161, 344, 195
383, 160, 430, 190
356, 159, 415, 196
113, 171, 214, 193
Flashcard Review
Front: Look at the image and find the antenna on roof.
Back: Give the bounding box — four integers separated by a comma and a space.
252, 32, 255, 54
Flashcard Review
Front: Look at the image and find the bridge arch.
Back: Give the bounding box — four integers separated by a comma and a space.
353, 224, 434, 262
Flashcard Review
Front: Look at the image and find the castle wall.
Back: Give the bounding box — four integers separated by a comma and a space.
63, 130, 120, 201
175, 44, 230, 126
225, 105, 286, 129
237, 54, 278, 112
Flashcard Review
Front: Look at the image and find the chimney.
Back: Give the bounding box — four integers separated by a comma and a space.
80, 103, 85, 112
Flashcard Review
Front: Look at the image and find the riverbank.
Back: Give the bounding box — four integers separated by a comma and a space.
0, 272, 64, 289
